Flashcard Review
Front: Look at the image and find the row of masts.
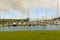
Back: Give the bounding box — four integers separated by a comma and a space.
0, 0, 59, 26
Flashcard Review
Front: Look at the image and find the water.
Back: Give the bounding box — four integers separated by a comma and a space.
0, 25, 60, 31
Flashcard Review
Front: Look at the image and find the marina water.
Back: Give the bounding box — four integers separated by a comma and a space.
0, 25, 60, 31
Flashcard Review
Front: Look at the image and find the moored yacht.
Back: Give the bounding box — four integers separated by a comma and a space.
12, 22, 17, 26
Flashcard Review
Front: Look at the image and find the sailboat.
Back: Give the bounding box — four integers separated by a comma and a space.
40, 16, 47, 26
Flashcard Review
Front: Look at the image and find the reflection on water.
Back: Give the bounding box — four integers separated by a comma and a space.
0, 25, 60, 31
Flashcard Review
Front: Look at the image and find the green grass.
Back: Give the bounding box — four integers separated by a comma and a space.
0, 30, 60, 40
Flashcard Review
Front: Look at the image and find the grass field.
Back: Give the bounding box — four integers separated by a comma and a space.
0, 30, 60, 40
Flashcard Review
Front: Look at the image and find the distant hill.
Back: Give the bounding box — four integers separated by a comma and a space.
52, 17, 60, 20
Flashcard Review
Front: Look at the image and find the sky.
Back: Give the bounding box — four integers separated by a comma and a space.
0, 0, 60, 20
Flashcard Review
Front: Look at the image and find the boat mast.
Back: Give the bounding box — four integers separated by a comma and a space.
57, 0, 59, 27
57, 0, 58, 17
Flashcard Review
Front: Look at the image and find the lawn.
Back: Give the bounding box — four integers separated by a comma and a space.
0, 30, 60, 40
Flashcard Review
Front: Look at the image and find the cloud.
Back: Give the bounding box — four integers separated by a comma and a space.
0, 0, 60, 12
0, 0, 60, 19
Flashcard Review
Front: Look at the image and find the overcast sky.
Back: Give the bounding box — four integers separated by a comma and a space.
0, 0, 60, 20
